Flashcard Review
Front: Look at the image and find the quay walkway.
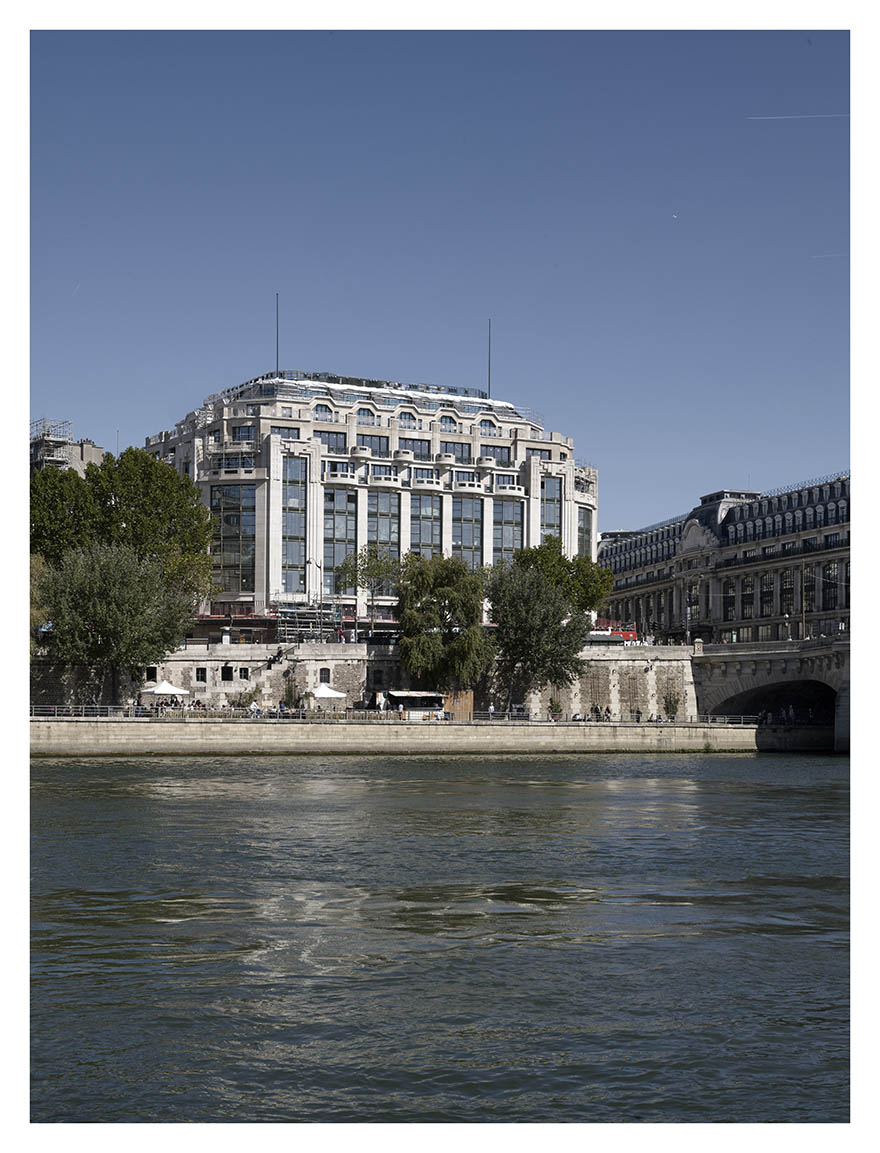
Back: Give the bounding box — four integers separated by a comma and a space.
30, 708, 833, 756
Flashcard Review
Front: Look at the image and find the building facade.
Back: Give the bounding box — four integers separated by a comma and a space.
145, 369, 598, 626
598, 473, 850, 644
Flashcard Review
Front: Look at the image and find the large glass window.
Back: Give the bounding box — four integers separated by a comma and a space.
410, 493, 442, 558
231, 426, 255, 442
480, 443, 511, 464
324, 488, 357, 594
526, 447, 551, 461
317, 430, 347, 453
281, 457, 307, 594
722, 579, 736, 621
399, 437, 431, 459
803, 566, 816, 612
541, 476, 562, 539
452, 497, 483, 570
440, 441, 472, 463
493, 499, 523, 565
760, 572, 774, 617
741, 574, 754, 619
780, 568, 794, 616
367, 491, 400, 554
822, 562, 839, 610
211, 484, 256, 593
577, 507, 592, 557
357, 434, 390, 456
271, 426, 300, 439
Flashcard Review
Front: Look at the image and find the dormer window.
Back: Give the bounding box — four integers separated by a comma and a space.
357, 407, 376, 426
439, 415, 457, 431
314, 404, 333, 421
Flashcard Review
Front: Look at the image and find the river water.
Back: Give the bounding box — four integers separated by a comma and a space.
31, 752, 849, 1123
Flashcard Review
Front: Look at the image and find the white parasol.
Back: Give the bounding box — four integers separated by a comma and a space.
141, 679, 191, 696
306, 683, 346, 699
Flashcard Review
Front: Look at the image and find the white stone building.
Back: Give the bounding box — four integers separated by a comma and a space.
145, 369, 598, 630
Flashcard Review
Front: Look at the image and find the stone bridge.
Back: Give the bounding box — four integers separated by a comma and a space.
692, 637, 850, 751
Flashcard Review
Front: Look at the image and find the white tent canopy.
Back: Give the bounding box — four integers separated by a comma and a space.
141, 680, 190, 696
306, 683, 346, 699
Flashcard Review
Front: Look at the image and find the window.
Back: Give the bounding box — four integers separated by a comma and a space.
239, 668, 249, 680
578, 507, 592, 557
723, 579, 736, 621
231, 426, 255, 442
455, 471, 476, 484
824, 533, 840, 549
452, 496, 483, 570
221, 666, 233, 682
146, 666, 157, 682
760, 572, 774, 617
495, 474, 518, 488
282, 456, 307, 593
324, 488, 358, 594
357, 434, 390, 456
357, 407, 376, 426
319, 668, 330, 684
271, 426, 300, 439
317, 430, 347, 453
281, 406, 293, 419
803, 566, 816, 612
399, 437, 431, 459
439, 415, 458, 431
410, 493, 442, 558
479, 419, 497, 435
439, 441, 472, 463
526, 447, 551, 460
367, 491, 400, 568
480, 443, 511, 464
211, 484, 256, 593
822, 562, 839, 611
493, 498, 523, 564
413, 467, 438, 481
314, 404, 334, 421
373, 669, 385, 688
398, 412, 417, 429
780, 569, 794, 615
541, 476, 562, 538
196, 668, 207, 682
741, 575, 754, 619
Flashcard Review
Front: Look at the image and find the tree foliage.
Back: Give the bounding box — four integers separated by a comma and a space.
396, 554, 495, 691
38, 542, 196, 702
334, 544, 401, 633
513, 534, 613, 615
31, 448, 213, 599
485, 563, 589, 708
30, 465, 99, 567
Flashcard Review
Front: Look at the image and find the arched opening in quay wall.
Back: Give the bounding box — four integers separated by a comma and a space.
710, 679, 837, 725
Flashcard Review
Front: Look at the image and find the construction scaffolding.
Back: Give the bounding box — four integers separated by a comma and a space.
30, 418, 72, 470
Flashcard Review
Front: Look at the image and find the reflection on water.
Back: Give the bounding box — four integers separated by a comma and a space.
31, 752, 849, 1122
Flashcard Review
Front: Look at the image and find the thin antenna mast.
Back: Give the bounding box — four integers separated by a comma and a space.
275, 293, 279, 375
487, 318, 492, 398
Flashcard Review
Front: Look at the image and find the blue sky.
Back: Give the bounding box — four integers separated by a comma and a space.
30, 28, 849, 529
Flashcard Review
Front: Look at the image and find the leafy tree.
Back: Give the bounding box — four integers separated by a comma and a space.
397, 554, 495, 691
38, 542, 196, 703
30, 466, 98, 567
335, 544, 401, 635
31, 448, 213, 600
513, 534, 613, 615
87, 448, 213, 599
30, 555, 50, 658
485, 563, 589, 710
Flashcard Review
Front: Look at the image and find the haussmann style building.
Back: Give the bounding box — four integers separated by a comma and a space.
145, 369, 599, 636
598, 473, 850, 645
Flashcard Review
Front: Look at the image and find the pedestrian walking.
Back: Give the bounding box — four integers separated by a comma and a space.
488, 703, 495, 720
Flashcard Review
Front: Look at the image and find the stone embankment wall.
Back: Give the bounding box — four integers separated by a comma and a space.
31, 719, 760, 757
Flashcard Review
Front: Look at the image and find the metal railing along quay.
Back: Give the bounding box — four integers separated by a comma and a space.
30, 705, 762, 725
